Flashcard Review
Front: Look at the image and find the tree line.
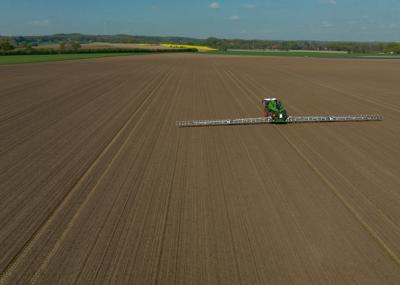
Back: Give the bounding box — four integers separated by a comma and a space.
199, 38, 400, 54
1, 34, 400, 54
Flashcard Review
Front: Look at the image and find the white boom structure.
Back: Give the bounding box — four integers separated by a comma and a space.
176, 114, 383, 128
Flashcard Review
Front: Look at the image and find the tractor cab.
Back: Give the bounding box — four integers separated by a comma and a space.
262, 98, 288, 123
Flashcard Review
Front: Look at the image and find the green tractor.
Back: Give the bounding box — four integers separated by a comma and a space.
262, 98, 288, 124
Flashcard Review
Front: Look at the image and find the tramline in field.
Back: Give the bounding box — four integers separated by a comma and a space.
176, 98, 383, 127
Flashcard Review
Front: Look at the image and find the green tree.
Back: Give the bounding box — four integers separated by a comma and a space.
0, 39, 15, 51
59, 42, 66, 51
70, 41, 81, 51
384, 43, 400, 54
20, 42, 33, 51
59, 41, 81, 52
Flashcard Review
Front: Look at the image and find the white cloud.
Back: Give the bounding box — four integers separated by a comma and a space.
209, 2, 220, 9
30, 19, 50, 27
321, 21, 334, 28
320, 0, 337, 4
242, 4, 256, 9
229, 15, 240, 21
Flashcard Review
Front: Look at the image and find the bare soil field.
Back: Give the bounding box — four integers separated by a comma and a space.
0, 54, 399, 284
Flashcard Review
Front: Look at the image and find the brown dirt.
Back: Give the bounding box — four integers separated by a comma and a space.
0, 54, 399, 284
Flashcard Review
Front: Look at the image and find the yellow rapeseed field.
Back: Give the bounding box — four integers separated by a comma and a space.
161, 44, 217, 51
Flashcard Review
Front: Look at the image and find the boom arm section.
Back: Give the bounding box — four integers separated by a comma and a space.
176, 114, 383, 128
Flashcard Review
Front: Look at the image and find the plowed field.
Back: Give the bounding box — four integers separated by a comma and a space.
1, 54, 399, 284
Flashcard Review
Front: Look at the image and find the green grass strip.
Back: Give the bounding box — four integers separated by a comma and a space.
0, 53, 143, 65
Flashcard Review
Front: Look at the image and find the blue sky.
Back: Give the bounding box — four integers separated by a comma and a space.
1, 0, 399, 41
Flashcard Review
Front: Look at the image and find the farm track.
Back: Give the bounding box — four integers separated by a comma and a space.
0, 54, 399, 284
